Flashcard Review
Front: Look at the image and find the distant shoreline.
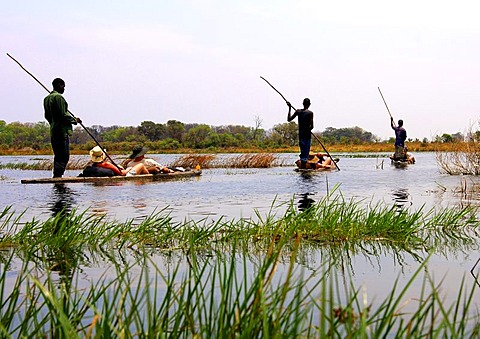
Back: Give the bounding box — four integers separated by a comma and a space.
0, 141, 463, 156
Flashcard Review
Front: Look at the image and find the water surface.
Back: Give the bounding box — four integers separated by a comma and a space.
1, 152, 479, 318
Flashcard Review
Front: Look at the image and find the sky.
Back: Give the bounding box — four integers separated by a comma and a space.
1, 0, 480, 140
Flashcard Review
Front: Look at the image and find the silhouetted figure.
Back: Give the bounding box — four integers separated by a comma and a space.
288, 98, 314, 168
44, 78, 82, 177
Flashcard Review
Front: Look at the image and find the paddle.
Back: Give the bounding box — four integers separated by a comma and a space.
377, 87, 396, 127
7, 53, 122, 171
260, 76, 340, 170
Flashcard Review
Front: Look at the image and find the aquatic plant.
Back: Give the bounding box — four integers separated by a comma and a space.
0, 232, 479, 337
169, 154, 217, 169
435, 123, 480, 175
0, 158, 89, 171
0, 195, 479, 337
169, 153, 288, 169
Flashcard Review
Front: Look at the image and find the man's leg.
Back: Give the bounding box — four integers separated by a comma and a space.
394, 145, 405, 160
51, 136, 70, 177
299, 138, 311, 168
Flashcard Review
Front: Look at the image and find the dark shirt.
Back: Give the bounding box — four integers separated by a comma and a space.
296, 109, 314, 139
392, 126, 407, 147
44, 91, 77, 137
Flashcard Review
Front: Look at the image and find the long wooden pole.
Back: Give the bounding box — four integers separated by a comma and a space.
7, 53, 122, 171
260, 76, 340, 170
378, 87, 396, 127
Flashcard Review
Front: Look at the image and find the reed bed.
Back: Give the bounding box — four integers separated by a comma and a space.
435, 137, 480, 175
0, 158, 90, 171
0, 194, 480, 337
169, 154, 217, 169
1, 153, 289, 171
224, 153, 278, 168
167, 153, 287, 169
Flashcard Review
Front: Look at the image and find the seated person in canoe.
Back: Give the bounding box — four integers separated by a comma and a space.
83, 146, 150, 177
295, 152, 336, 170
389, 146, 415, 164
121, 146, 173, 174
404, 146, 415, 164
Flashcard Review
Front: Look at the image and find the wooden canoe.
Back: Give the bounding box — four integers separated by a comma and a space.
391, 159, 409, 167
21, 169, 202, 184
294, 158, 340, 172
294, 167, 336, 173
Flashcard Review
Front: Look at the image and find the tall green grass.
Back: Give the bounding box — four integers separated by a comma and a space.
0, 193, 479, 337
0, 237, 479, 337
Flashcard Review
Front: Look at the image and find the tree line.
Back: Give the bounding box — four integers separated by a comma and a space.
0, 119, 463, 152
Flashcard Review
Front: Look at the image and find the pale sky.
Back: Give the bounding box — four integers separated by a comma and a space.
2, 0, 480, 140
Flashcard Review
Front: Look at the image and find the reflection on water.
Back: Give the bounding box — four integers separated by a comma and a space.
48, 184, 76, 217
45, 184, 80, 295
298, 193, 315, 211
391, 187, 412, 210
295, 170, 326, 212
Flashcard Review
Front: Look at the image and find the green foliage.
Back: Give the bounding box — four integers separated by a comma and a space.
271, 122, 298, 146
0, 121, 50, 149
321, 126, 377, 144
0, 119, 397, 151
138, 120, 166, 141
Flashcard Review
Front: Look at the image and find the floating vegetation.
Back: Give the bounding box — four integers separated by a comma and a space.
225, 153, 281, 168
169, 154, 217, 169
0, 158, 89, 171
168, 153, 288, 169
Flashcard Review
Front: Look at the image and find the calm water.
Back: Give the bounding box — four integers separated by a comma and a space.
1, 152, 479, 320
0, 152, 474, 223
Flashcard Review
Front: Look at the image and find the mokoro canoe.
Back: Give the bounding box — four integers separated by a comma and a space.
294, 167, 336, 173
294, 157, 340, 172
391, 159, 409, 167
21, 169, 202, 184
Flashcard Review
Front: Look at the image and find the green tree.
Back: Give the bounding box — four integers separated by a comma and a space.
321, 126, 376, 144
102, 126, 138, 142
166, 120, 185, 143
138, 121, 166, 141
271, 122, 298, 146
441, 133, 453, 143
183, 124, 213, 148
0, 120, 13, 147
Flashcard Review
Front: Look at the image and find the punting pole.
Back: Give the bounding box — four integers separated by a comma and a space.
378, 87, 396, 127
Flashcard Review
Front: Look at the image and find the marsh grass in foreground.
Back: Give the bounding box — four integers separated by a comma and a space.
0, 194, 479, 337
1, 190, 478, 255
0, 236, 479, 337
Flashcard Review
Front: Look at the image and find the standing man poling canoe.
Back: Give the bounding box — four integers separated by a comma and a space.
287, 98, 314, 169
44, 78, 82, 178
391, 117, 407, 160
